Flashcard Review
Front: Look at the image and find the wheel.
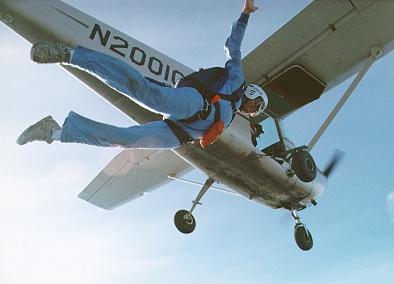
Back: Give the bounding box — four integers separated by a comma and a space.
291, 150, 317, 182
294, 223, 313, 251
174, 210, 196, 234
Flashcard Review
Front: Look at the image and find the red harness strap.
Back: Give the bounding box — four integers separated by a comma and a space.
200, 95, 224, 148
164, 85, 244, 148
200, 120, 224, 148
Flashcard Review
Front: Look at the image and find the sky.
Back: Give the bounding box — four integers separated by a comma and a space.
0, 1, 394, 284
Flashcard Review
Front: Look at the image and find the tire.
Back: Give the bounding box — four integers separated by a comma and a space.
291, 150, 317, 182
174, 210, 196, 234
294, 223, 313, 251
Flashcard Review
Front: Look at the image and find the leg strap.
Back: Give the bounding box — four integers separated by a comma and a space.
164, 119, 194, 145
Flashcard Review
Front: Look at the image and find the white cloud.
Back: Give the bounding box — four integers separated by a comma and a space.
387, 192, 394, 223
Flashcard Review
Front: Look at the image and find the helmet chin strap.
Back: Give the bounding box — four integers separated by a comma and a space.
238, 110, 250, 118
239, 95, 250, 115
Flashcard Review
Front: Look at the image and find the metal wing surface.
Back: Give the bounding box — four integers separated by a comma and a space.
1, 0, 195, 209
78, 149, 192, 210
0, 0, 193, 124
243, 0, 394, 120
4, 0, 394, 209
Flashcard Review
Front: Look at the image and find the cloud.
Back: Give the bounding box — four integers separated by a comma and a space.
386, 192, 394, 223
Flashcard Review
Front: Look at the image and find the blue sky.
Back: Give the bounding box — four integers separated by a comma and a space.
1, 1, 393, 283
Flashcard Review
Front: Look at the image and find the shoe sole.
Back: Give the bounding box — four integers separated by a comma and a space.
31, 42, 70, 63
31, 42, 51, 63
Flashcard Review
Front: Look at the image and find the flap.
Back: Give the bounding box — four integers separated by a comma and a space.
78, 149, 192, 209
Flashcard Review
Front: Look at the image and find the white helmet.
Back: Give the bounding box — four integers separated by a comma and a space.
244, 84, 268, 117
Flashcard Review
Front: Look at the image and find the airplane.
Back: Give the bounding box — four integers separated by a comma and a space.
1, 0, 393, 251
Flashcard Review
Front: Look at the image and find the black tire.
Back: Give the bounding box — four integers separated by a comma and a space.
294, 223, 313, 251
291, 150, 317, 182
174, 210, 196, 234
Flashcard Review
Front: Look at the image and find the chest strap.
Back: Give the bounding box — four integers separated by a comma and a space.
179, 83, 244, 125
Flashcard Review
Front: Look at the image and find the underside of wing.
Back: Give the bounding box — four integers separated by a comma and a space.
243, 0, 394, 121
78, 149, 192, 210
0, 0, 193, 125
0, 1, 197, 210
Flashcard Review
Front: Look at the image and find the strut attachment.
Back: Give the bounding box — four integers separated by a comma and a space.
174, 177, 215, 234
308, 46, 383, 150
189, 177, 214, 214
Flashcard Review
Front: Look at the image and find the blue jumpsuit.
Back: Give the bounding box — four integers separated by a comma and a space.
60, 14, 249, 149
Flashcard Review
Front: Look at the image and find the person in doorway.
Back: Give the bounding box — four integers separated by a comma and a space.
17, 0, 268, 149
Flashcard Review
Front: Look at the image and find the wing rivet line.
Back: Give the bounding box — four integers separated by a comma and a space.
51, 6, 89, 29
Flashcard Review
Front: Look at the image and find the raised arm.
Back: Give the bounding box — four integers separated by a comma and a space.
224, 0, 258, 86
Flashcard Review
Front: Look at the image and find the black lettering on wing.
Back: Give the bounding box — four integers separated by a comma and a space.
89, 24, 110, 46
109, 36, 129, 57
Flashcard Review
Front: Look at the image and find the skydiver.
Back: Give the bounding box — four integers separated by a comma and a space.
17, 0, 268, 149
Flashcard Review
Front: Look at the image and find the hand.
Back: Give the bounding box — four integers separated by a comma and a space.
250, 124, 263, 137
243, 0, 258, 14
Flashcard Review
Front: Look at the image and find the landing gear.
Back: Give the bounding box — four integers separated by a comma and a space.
291, 209, 313, 251
291, 150, 317, 182
174, 178, 214, 234
174, 210, 196, 234
294, 223, 313, 251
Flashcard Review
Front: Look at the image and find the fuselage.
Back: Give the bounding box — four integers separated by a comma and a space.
1, 0, 326, 210
178, 115, 326, 209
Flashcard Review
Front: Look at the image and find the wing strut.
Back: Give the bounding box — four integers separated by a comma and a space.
307, 46, 383, 150
167, 175, 240, 196
189, 178, 215, 214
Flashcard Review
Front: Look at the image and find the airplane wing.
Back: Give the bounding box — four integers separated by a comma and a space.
2, 0, 394, 210
78, 149, 192, 210
0, 0, 195, 209
243, 0, 394, 121
0, 0, 193, 124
